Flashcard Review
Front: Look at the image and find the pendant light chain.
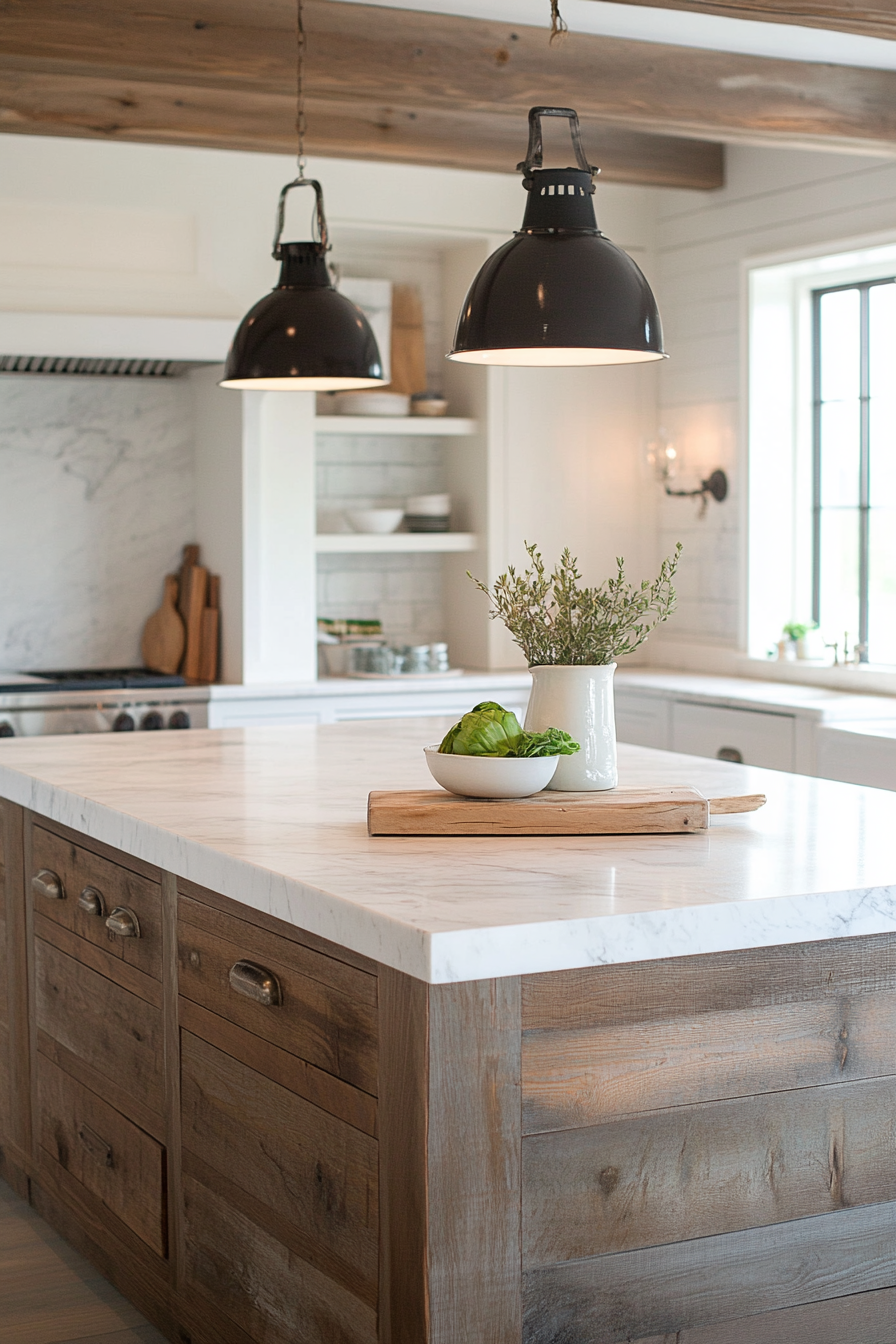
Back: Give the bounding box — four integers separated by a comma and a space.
295, 0, 307, 177
549, 0, 568, 42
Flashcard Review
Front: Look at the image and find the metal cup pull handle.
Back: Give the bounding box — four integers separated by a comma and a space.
229, 960, 282, 1008
78, 886, 105, 917
105, 906, 141, 939
32, 869, 64, 901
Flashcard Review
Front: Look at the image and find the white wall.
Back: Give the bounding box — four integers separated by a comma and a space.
650, 143, 896, 665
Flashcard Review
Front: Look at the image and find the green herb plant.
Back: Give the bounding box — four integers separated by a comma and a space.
438, 702, 579, 758
782, 621, 816, 642
468, 542, 682, 667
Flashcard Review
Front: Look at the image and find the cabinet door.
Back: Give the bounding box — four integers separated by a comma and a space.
615, 691, 670, 750
671, 702, 796, 771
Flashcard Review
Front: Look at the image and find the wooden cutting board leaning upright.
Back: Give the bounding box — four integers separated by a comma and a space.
389, 284, 428, 395
178, 544, 208, 681
140, 574, 185, 675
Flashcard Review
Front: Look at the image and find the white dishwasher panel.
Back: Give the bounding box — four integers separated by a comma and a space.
671, 702, 796, 772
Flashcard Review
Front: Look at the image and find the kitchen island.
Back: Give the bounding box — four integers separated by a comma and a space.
1, 720, 895, 1344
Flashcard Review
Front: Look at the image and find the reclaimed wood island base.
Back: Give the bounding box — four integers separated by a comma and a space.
1, 722, 896, 1344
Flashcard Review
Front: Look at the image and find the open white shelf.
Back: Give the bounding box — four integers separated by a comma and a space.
313, 416, 477, 436
315, 532, 478, 554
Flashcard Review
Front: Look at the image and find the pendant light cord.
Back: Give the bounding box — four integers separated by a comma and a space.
296, 0, 307, 177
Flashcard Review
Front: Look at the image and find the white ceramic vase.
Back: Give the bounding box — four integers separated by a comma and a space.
524, 663, 618, 791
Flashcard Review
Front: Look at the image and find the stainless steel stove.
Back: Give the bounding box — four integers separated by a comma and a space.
0, 670, 209, 737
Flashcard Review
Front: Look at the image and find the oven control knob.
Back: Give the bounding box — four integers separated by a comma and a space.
112, 712, 135, 732
168, 710, 191, 730
141, 711, 164, 731
0, 721, 14, 737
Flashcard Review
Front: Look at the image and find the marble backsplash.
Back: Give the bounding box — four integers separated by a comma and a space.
0, 375, 195, 670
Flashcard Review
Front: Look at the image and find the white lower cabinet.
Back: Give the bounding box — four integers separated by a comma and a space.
614, 692, 671, 750
670, 702, 796, 772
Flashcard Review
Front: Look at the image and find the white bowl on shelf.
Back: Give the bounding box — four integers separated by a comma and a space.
346, 508, 404, 534
424, 746, 559, 798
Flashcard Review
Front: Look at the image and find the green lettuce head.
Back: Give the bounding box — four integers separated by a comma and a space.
439, 702, 523, 756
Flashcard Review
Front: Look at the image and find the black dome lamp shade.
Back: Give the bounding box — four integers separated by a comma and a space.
220, 177, 385, 391
448, 107, 666, 368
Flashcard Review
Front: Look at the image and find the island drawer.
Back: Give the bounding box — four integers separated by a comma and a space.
37, 1052, 167, 1257
31, 826, 163, 982
177, 896, 378, 1096
35, 937, 164, 1133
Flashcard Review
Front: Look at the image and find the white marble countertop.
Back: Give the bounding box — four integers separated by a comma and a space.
210, 670, 532, 701
1, 719, 895, 984
615, 669, 896, 720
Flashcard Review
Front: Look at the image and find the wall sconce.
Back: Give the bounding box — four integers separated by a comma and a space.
646, 430, 727, 518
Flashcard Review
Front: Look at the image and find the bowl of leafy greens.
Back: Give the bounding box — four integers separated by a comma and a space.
425, 701, 579, 798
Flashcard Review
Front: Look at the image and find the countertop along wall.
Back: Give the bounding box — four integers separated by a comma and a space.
648, 143, 896, 675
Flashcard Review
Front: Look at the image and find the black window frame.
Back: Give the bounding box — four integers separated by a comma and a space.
811, 275, 896, 663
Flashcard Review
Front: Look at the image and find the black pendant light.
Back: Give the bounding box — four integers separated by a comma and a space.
448, 107, 666, 368
220, 1, 385, 391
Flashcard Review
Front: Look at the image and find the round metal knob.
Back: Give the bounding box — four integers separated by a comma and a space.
0, 721, 14, 737
168, 710, 191, 730
141, 711, 164, 731
112, 712, 135, 732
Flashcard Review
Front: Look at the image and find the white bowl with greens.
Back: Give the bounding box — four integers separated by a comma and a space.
425, 701, 579, 799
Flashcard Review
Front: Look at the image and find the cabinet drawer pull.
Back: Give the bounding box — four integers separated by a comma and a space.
229, 960, 282, 1007
78, 1123, 113, 1168
717, 746, 744, 764
78, 885, 105, 917
106, 906, 141, 939
32, 869, 64, 901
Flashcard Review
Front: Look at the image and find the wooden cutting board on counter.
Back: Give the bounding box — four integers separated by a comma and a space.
367, 787, 766, 836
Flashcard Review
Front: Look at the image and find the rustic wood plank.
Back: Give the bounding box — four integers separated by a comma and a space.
428, 977, 522, 1344
522, 932, 896, 1032
178, 892, 377, 1005
177, 877, 377, 975
594, 0, 896, 42
523, 1074, 896, 1264
183, 1171, 377, 1344
26, 815, 160, 884
3, 804, 30, 1168
178, 914, 377, 1095
368, 787, 712, 837
627, 1284, 896, 1342
522, 988, 896, 1132
160, 872, 181, 1290
179, 996, 377, 1137
522, 1200, 896, 1343
181, 1030, 378, 1305
2, 0, 896, 159
31, 826, 163, 982
37, 1053, 166, 1257
34, 913, 161, 1010
34, 940, 163, 1120
37, 1034, 164, 1146
377, 965, 429, 1344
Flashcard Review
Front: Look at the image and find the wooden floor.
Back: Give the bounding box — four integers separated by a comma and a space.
0, 1179, 167, 1344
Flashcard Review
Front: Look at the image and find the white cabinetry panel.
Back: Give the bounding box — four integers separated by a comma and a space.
615, 692, 671, 750
671, 702, 796, 771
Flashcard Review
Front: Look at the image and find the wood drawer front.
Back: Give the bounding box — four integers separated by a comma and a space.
181, 1031, 378, 1307
522, 988, 896, 1132
183, 1172, 376, 1344
31, 826, 162, 981
178, 897, 377, 1095
35, 939, 163, 1122
522, 1074, 896, 1266
37, 1052, 166, 1257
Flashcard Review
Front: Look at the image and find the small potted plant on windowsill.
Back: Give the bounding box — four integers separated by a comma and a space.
469, 542, 682, 791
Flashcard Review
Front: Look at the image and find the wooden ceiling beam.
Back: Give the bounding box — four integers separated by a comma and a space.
582, 0, 896, 43
2, 0, 896, 189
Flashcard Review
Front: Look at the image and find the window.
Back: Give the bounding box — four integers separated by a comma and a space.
812, 279, 896, 664
747, 238, 896, 666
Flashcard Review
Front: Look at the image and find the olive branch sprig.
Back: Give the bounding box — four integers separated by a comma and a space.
468, 542, 682, 666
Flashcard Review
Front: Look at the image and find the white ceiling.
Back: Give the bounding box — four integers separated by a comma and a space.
332, 0, 896, 70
